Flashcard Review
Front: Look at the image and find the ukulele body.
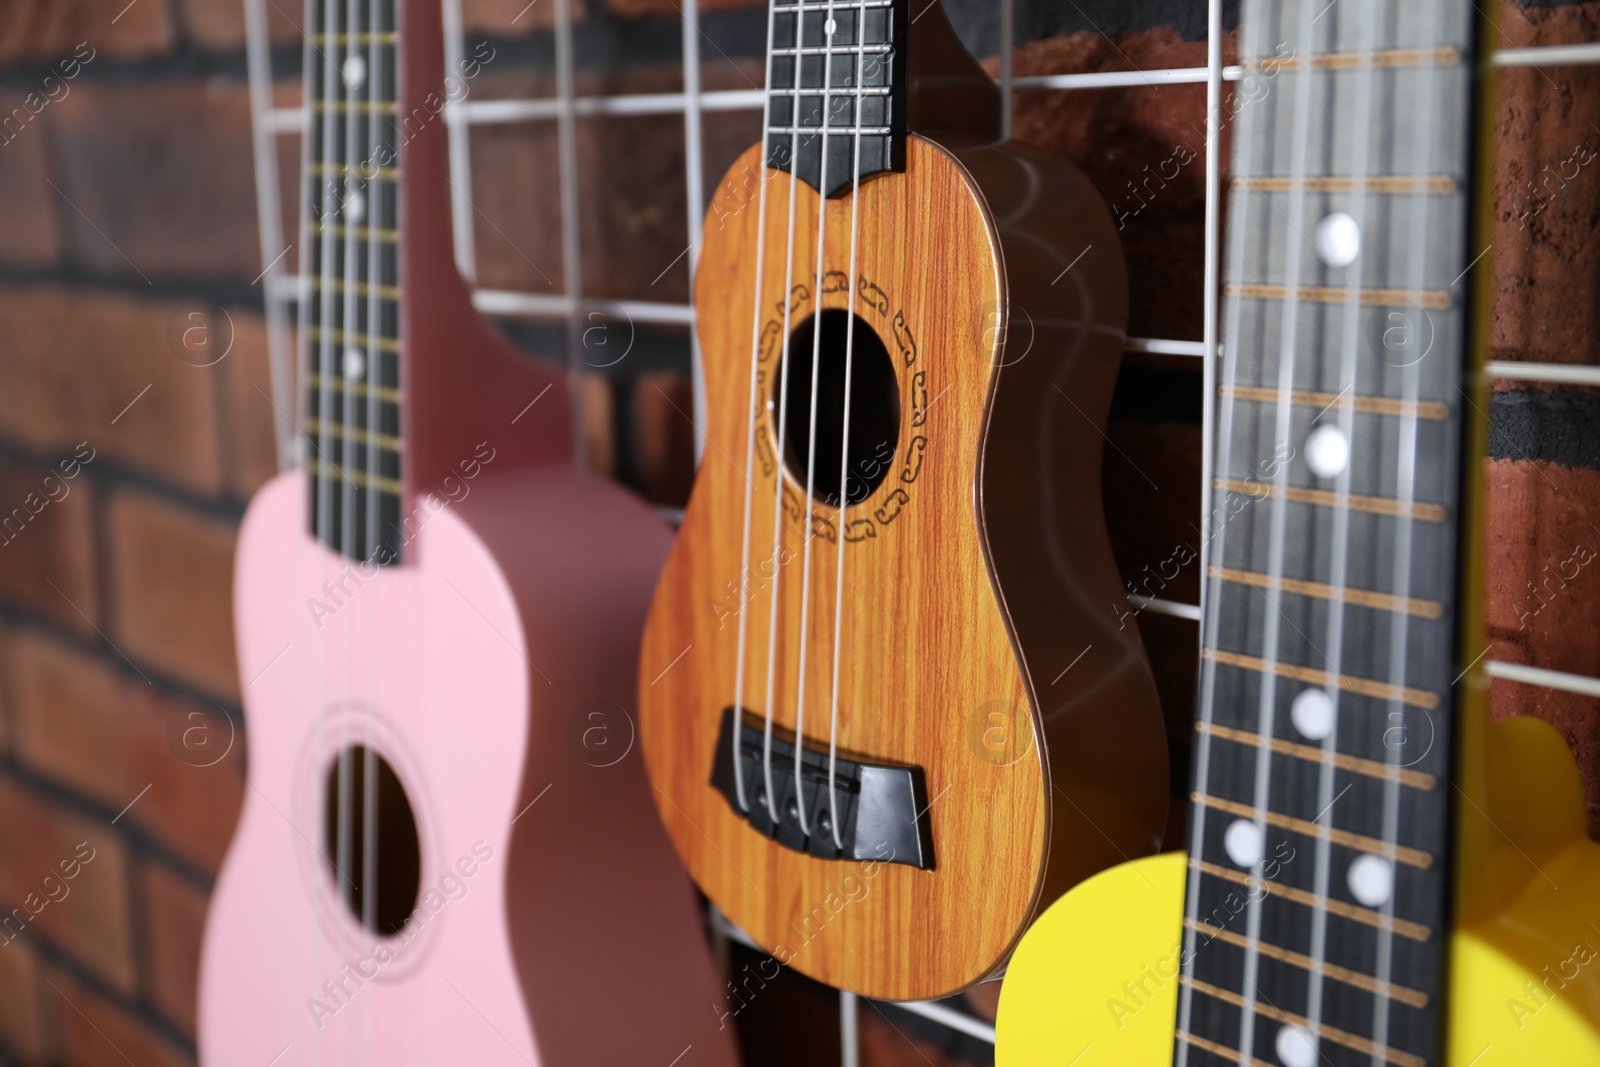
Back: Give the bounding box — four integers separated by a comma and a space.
200, 466, 739, 1066
638, 133, 1168, 1001
994, 714, 1600, 1065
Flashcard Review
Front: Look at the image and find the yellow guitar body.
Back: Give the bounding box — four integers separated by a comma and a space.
996, 713, 1600, 1065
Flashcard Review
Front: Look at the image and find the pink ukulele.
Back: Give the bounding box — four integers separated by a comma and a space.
197, 0, 738, 1063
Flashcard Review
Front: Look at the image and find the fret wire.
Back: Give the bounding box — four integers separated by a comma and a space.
1213, 478, 1447, 522
770, 43, 891, 55
1180, 976, 1426, 1067
308, 459, 403, 495
1241, 45, 1459, 71
310, 31, 396, 43
1202, 647, 1439, 710
767, 86, 893, 96
305, 416, 402, 451
309, 277, 400, 300
1219, 384, 1449, 421
317, 223, 400, 242
1226, 282, 1451, 310
765, 126, 893, 136
311, 162, 400, 180
1209, 565, 1444, 619
1176, 1030, 1273, 1067
1194, 792, 1434, 868
313, 100, 399, 113
306, 372, 401, 402
1191, 859, 1431, 941
1233, 175, 1457, 194
1196, 721, 1437, 789
1185, 919, 1431, 1008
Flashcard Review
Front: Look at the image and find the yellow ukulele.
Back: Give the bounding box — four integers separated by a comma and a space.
994, 0, 1600, 1064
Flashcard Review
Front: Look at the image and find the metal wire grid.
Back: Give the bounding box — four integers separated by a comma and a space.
241, 1, 1600, 1061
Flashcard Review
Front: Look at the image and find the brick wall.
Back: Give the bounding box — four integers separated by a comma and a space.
0, 1, 1595, 1065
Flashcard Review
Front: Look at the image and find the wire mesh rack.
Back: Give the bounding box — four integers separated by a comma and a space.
241, 0, 1600, 1060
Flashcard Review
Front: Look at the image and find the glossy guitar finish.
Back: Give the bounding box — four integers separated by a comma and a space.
995, 715, 1600, 1066
638, 3, 1167, 1002
198, 0, 738, 1062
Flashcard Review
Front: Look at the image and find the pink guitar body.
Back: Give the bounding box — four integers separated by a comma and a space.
199, 0, 740, 1062
201, 466, 737, 1065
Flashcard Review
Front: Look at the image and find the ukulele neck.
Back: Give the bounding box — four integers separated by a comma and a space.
763, 0, 909, 196
1176, 1, 1478, 1064
303, 0, 404, 563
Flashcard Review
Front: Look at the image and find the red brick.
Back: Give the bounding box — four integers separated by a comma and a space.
0, 0, 174, 63
1498, 0, 1600, 50
467, 66, 694, 301
0, 91, 63, 267
0, 285, 226, 496
1005, 28, 1240, 343
1489, 63, 1600, 369
42, 966, 191, 1067
7, 631, 244, 874
0, 775, 135, 994
1485, 458, 1600, 676
182, 0, 304, 51
50, 80, 259, 279
606, 0, 752, 18
0, 932, 46, 1061
632, 370, 697, 506
462, 0, 586, 35
105, 491, 241, 703
219, 308, 286, 498
0, 454, 101, 636
142, 861, 207, 1038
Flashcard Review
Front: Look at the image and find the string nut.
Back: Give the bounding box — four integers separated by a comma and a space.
1223, 818, 1263, 868
1304, 424, 1350, 479
1348, 854, 1394, 907
1314, 211, 1361, 268
1275, 1025, 1317, 1067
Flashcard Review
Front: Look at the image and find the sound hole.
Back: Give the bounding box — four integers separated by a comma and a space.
322, 745, 421, 936
775, 309, 900, 507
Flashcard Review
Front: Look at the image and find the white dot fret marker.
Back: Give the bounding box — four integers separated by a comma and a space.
1305, 424, 1350, 479
825, 17, 838, 35
345, 188, 366, 222
1348, 854, 1394, 907
342, 55, 367, 87
343, 348, 365, 379
1224, 819, 1263, 868
1275, 1024, 1317, 1067
1315, 211, 1360, 267
1291, 688, 1334, 740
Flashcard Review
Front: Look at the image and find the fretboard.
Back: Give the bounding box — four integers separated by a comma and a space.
303, 0, 404, 564
763, 0, 907, 196
1175, 3, 1477, 1067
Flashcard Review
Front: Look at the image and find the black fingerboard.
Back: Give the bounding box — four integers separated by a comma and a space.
303, 0, 404, 564
1172, 2, 1478, 1066
763, 0, 908, 197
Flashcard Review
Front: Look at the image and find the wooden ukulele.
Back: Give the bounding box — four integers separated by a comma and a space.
198, 1, 740, 1062
637, 0, 1170, 1002
995, 1, 1600, 1064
